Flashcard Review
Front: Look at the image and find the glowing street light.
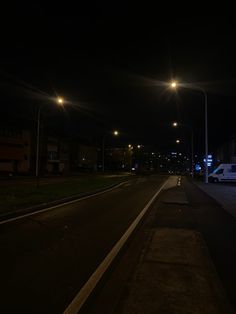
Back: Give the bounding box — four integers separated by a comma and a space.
169, 80, 209, 183
57, 97, 64, 105
176, 139, 180, 144
137, 145, 141, 149
113, 130, 119, 136
36, 97, 64, 186
102, 130, 120, 172
171, 81, 177, 88
172, 121, 194, 178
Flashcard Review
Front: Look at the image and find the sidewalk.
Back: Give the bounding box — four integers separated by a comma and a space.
194, 181, 236, 218
117, 179, 233, 314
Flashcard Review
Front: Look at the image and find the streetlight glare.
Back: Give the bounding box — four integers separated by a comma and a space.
176, 139, 180, 144
170, 81, 177, 88
168, 79, 209, 183
113, 130, 119, 136
172, 122, 178, 127
57, 97, 64, 105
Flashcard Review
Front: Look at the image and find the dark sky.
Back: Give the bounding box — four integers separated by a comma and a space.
1, 4, 236, 154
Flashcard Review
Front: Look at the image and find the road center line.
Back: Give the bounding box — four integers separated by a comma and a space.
63, 177, 169, 314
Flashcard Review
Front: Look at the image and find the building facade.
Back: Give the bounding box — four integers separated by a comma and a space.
0, 127, 31, 174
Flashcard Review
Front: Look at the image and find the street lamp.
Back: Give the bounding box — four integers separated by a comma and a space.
113, 130, 119, 136
170, 81, 208, 184
102, 130, 119, 172
171, 81, 177, 88
176, 139, 180, 144
57, 97, 64, 105
35, 97, 64, 186
172, 121, 194, 178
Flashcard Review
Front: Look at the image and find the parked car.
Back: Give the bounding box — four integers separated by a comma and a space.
209, 163, 236, 182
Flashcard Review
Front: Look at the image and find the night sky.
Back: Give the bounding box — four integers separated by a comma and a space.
1, 4, 236, 155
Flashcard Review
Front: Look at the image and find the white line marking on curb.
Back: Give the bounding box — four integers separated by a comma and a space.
0, 181, 129, 225
63, 178, 169, 314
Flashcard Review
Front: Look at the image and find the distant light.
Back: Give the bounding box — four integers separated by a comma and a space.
57, 97, 64, 105
172, 122, 178, 127
195, 164, 201, 171
171, 81, 177, 88
137, 145, 141, 149
128, 144, 132, 148
113, 130, 119, 136
176, 139, 180, 144
131, 167, 135, 171
204, 155, 213, 167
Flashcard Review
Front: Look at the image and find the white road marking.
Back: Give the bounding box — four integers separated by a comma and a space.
0, 181, 129, 225
63, 178, 169, 314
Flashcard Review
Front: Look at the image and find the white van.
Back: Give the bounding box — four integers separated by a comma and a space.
209, 164, 236, 182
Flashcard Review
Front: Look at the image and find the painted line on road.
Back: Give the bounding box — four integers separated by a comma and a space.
63, 177, 169, 314
0, 181, 129, 225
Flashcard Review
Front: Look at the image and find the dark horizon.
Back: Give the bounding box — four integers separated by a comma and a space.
1, 6, 236, 155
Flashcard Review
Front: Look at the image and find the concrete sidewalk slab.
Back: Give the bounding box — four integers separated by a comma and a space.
162, 189, 189, 205
121, 228, 232, 314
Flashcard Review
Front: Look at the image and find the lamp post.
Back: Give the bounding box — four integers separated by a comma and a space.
102, 130, 119, 172
170, 81, 208, 184
128, 144, 133, 172
172, 121, 194, 178
35, 97, 64, 186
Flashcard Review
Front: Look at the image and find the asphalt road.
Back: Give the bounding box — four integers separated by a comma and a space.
81, 177, 236, 314
0, 175, 166, 313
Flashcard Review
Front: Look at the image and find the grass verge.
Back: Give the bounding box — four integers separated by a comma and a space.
0, 175, 131, 214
